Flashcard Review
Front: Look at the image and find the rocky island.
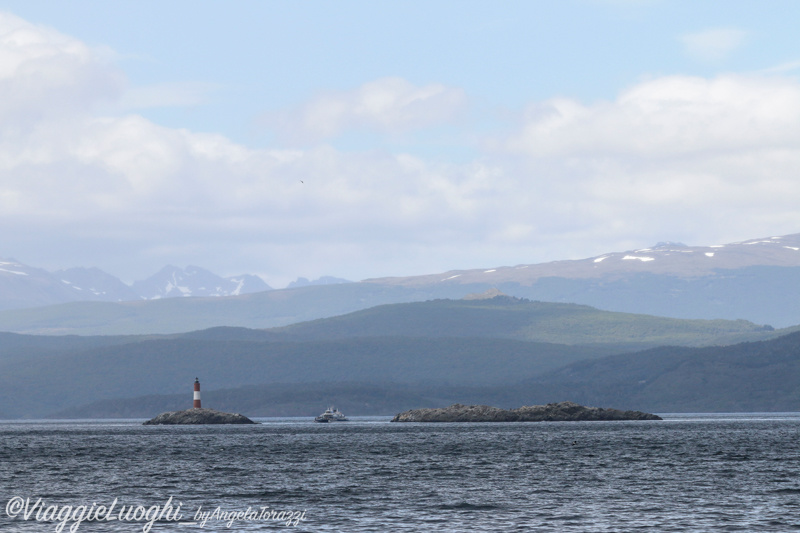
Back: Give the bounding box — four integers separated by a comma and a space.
143, 408, 257, 425
391, 401, 661, 422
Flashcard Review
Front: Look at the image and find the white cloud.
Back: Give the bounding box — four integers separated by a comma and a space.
501, 73, 800, 249
264, 77, 468, 144
508, 74, 800, 158
679, 27, 748, 62
2, 10, 800, 285
0, 12, 124, 124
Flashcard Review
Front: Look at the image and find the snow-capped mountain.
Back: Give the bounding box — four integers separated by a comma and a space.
359, 233, 800, 327
0, 261, 274, 311
365, 234, 800, 287
130, 265, 272, 299
0, 258, 83, 309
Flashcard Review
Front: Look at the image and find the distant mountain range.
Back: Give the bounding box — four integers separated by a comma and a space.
0, 260, 351, 311
2, 232, 800, 334
369, 235, 800, 286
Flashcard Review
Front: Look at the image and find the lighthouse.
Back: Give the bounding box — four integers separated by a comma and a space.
193, 378, 201, 409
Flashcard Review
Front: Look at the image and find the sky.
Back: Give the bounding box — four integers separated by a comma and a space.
0, 1, 799, 287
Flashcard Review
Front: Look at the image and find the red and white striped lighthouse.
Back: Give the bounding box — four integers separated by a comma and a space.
193, 378, 201, 409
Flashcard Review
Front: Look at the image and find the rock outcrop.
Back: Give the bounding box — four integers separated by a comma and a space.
143, 408, 257, 425
391, 401, 661, 422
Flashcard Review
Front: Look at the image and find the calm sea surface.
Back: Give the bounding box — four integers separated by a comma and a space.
1, 414, 800, 532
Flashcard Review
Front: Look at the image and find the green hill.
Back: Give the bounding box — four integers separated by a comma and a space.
269, 295, 781, 348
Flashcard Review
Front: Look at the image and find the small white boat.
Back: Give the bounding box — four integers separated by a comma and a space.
314, 406, 348, 422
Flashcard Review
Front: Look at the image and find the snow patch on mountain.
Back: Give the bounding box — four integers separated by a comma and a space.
0, 260, 31, 276
132, 266, 272, 299
0, 267, 28, 276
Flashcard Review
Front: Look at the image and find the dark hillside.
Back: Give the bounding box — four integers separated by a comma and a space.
513, 331, 800, 412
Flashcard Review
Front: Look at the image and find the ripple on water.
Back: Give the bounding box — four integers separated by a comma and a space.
2, 417, 800, 531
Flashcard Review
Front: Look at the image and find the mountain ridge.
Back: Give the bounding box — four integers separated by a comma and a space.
0, 261, 275, 309
364, 234, 800, 287
3, 231, 800, 332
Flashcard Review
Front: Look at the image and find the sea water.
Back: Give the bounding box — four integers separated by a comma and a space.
1, 414, 800, 532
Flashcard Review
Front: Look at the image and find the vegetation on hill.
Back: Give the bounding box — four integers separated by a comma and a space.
271, 296, 780, 347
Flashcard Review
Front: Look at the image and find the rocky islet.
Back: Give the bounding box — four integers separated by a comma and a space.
391, 401, 662, 422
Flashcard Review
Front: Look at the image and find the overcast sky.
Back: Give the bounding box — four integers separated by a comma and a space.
0, 1, 799, 286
